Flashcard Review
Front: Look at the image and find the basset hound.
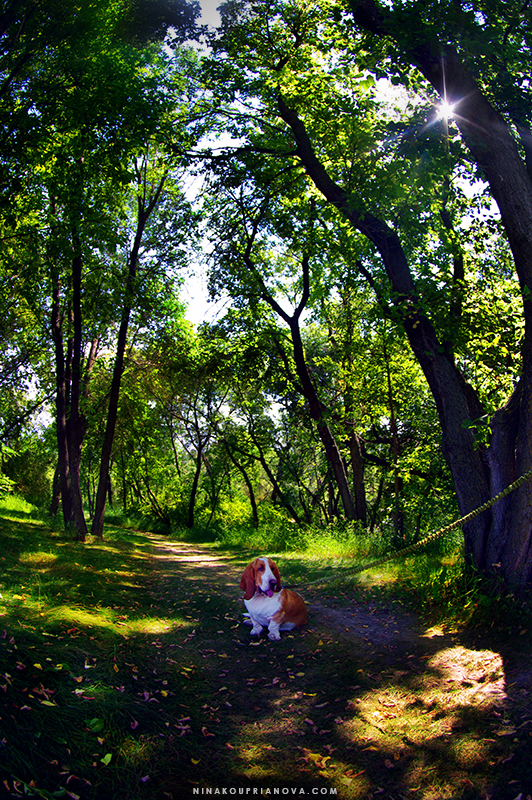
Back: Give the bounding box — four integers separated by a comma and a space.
240, 557, 307, 641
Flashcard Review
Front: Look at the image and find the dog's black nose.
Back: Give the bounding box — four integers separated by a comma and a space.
269, 579, 277, 589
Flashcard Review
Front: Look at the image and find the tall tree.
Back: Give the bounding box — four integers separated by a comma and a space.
204, 155, 358, 519
0, 0, 201, 538
91, 154, 168, 539
340, 0, 532, 586
208, 0, 531, 587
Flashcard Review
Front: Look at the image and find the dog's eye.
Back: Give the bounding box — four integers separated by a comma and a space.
258, 565, 264, 571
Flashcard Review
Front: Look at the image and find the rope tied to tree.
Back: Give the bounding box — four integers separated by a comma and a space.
287, 467, 532, 589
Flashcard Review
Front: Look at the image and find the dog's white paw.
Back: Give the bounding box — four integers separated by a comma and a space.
268, 631, 281, 641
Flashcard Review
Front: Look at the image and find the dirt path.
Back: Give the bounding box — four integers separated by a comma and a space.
145, 535, 532, 799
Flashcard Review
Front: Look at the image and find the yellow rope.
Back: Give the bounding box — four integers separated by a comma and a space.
300, 467, 532, 587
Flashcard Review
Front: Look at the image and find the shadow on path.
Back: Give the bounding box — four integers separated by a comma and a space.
144, 535, 532, 799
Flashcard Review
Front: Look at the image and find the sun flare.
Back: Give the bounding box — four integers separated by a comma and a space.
438, 100, 455, 120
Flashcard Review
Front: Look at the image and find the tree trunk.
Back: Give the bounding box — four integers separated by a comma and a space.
91, 172, 166, 539
349, 430, 367, 526
50, 263, 73, 531
224, 441, 259, 528
383, 337, 402, 540
287, 308, 357, 520
67, 247, 88, 542
347, 1, 532, 588
187, 443, 203, 529
49, 462, 61, 518
277, 95, 492, 566
369, 470, 385, 534
91, 221, 141, 538
121, 451, 128, 513
337, 284, 367, 525
247, 425, 303, 524
243, 242, 357, 520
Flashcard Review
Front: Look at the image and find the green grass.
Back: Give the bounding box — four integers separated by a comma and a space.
1, 497, 532, 799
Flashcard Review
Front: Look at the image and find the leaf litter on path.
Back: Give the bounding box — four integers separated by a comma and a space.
143, 535, 532, 799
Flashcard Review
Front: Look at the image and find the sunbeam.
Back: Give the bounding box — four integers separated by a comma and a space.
438, 100, 456, 121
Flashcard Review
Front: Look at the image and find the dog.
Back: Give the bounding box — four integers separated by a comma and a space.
239, 557, 307, 641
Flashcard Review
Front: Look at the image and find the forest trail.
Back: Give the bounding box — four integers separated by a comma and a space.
142, 534, 532, 798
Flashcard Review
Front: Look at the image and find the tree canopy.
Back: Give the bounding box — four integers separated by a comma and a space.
1, 0, 532, 589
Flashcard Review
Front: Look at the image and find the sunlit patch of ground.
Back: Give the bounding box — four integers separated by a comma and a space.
335, 644, 507, 797
32, 603, 193, 636
427, 646, 506, 709
19, 551, 58, 566
3, 522, 531, 800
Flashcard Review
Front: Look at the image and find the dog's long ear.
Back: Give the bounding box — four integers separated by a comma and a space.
270, 559, 282, 592
240, 563, 256, 601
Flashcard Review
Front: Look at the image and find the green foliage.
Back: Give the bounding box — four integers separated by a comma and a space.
0, 0, 529, 584
1, 436, 54, 506
397, 550, 532, 633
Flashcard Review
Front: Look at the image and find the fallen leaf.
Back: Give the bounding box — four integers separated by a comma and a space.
86, 718, 105, 733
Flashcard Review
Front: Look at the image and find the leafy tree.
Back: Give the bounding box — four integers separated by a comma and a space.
203, 148, 361, 518
0, 0, 201, 538
205, 0, 531, 588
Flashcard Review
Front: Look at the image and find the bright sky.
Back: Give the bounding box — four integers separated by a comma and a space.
198, 0, 221, 28
181, 0, 224, 326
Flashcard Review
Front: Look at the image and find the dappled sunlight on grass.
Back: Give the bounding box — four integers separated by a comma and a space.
125, 616, 192, 635
18, 551, 58, 566
1, 510, 531, 800
335, 643, 508, 797
1, 592, 192, 637
118, 735, 162, 768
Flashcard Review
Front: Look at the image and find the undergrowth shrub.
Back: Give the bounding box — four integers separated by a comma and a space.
300, 520, 385, 561
0, 493, 41, 520
103, 508, 172, 535
397, 548, 532, 632
212, 509, 305, 552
